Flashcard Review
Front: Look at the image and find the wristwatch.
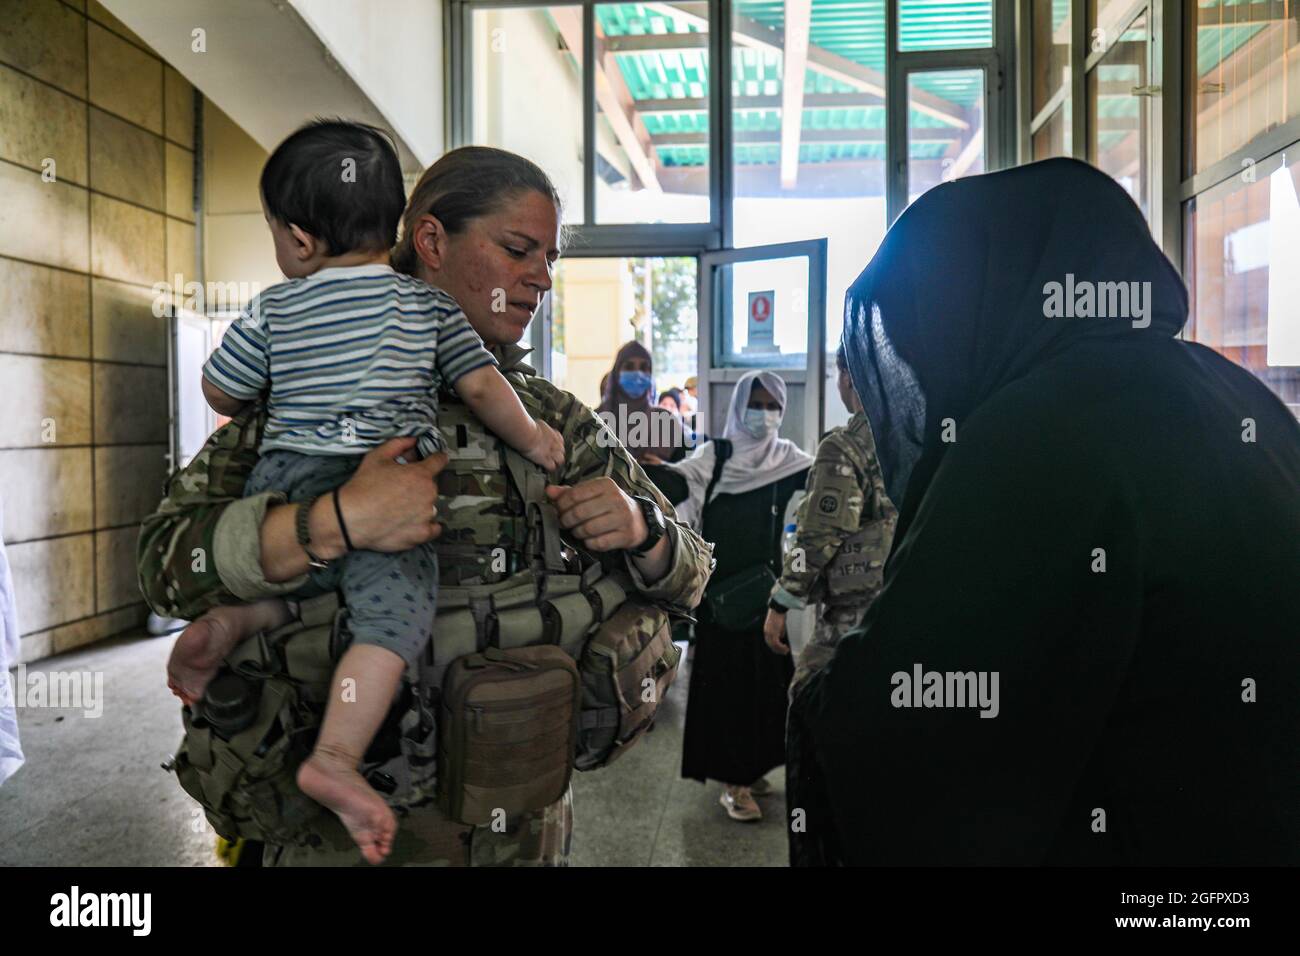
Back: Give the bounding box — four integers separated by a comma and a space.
627, 495, 667, 556
295, 496, 332, 570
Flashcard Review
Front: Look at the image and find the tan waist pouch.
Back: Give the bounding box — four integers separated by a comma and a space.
437, 645, 580, 826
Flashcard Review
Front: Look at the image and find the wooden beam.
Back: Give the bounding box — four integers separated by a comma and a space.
653, 127, 961, 146
603, 32, 709, 54
946, 127, 984, 179
644, 1, 969, 128
638, 91, 884, 113
551, 7, 662, 193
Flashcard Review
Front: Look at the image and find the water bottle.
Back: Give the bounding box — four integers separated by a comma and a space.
782, 522, 798, 559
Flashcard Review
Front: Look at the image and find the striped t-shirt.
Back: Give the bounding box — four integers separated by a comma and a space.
202, 264, 495, 456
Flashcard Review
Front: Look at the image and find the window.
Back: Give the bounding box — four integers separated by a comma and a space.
1087, 11, 1148, 218
1185, 157, 1300, 413
1188, 0, 1300, 176
469, 6, 587, 224
898, 0, 994, 50
1029, 0, 1070, 159
907, 68, 987, 202
730, 0, 890, 363
594, 3, 711, 223
1032, 100, 1070, 159
547, 256, 698, 404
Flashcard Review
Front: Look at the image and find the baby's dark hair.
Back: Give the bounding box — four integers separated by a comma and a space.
260, 118, 406, 255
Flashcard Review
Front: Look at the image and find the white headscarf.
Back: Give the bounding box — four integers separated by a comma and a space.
0, 495, 24, 786
668, 370, 814, 529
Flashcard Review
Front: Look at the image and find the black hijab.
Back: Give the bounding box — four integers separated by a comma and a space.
844, 158, 1186, 535
790, 159, 1300, 866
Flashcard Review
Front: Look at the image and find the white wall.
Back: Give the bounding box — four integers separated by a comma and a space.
290, 0, 444, 166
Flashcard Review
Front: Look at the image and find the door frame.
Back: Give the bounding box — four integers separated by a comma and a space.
698, 238, 829, 448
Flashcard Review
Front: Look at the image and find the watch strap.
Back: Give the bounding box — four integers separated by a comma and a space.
295, 496, 331, 570
628, 495, 666, 556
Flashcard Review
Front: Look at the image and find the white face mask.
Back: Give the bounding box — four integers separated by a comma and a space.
742, 407, 781, 438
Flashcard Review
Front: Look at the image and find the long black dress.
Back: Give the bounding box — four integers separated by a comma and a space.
788, 159, 1300, 865
681, 468, 808, 786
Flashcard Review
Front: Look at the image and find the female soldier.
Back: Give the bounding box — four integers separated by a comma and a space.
138, 146, 713, 866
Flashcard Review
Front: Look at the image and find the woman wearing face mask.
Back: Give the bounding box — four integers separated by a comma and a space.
669, 371, 813, 821
597, 341, 691, 466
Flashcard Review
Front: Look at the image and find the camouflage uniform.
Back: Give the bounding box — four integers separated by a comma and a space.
768, 412, 896, 696
138, 343, 713, 866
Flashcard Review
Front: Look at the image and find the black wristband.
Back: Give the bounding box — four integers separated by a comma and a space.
332, 487, 355, 553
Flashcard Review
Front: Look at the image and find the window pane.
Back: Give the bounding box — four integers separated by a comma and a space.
907, 69, 986, 204
594, 3, 710, 224
1031, 0, 1071, 116
471, 6, 586, 224
1189, 0, 1300, 175
713, 254, 811, 367
549, 256, 699, 405
898, 0, 993, 51
731, 0, 888, 372
1032, 100, 1072, 159
1087, 0, 1136, 47
1185, 157, 1300, 411
1087, 12, 1147, 218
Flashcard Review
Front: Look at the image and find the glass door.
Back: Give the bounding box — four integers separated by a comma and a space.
698, 238, 828, 452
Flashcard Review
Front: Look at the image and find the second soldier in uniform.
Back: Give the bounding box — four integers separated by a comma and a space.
763, 346, 896, 695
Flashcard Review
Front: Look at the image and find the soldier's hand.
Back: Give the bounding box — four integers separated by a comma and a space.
337, 438, 448, 551
763, 607, 790, 655
545, 477, 646, 552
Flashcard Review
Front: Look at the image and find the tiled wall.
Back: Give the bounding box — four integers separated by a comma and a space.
0, 0, 197, 662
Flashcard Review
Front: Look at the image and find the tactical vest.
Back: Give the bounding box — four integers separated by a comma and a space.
170, 389, 680, 845
822, 425, 898, 605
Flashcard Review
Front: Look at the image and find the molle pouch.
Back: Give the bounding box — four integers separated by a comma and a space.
437, 645, 580, 826
167, 596, 351, 850
574, 600, 680, 771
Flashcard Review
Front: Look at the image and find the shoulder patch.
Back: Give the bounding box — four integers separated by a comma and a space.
818, 493, 840, 515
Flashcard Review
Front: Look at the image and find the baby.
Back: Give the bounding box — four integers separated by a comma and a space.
167, 119, 564, 863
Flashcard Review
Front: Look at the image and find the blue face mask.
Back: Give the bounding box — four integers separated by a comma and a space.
618, 370, 653, 398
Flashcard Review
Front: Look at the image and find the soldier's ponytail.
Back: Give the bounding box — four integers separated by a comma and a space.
392, 146, 564, 276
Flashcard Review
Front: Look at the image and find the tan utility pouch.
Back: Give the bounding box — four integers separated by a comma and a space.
437, 645, 580, 826
574, 600, 680, 771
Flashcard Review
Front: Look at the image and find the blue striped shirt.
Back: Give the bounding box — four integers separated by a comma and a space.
202, 264, 495, 455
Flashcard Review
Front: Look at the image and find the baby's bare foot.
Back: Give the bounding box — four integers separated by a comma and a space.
298, 751, 397, 864
167, 600, 292, 706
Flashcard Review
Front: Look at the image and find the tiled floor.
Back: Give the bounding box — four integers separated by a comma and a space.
0, 627, 797, 866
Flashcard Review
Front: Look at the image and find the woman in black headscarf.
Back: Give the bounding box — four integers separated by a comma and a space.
788, 158, 1300, 866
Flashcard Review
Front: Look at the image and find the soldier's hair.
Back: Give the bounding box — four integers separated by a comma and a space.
260, 118, 406, 256
836, 342, 849, 373
392, 146, 564, 276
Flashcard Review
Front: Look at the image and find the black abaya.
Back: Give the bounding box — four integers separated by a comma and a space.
681, 468, 807, 786
789, 159, 1300, 866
